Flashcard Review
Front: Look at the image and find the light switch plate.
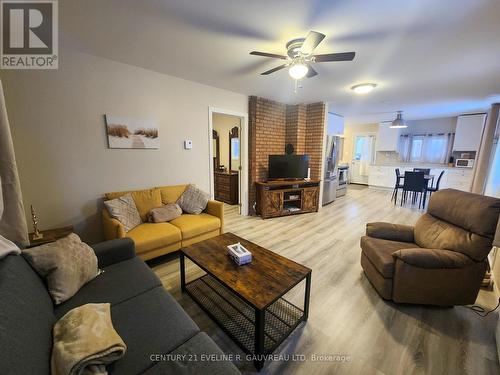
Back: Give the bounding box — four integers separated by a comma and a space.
184, 140, 193, 150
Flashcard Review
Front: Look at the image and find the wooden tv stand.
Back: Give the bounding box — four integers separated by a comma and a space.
255, 179, 320, 219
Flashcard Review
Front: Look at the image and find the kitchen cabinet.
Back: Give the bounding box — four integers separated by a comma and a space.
375, 122, 400, 152
453, 114, 486, 152
367, 165, 473, 192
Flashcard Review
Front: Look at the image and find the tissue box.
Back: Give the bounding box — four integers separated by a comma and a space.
227, 242, 252, 265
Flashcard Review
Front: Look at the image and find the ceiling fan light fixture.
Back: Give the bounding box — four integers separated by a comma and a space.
390, 111, 408, 129
289, 63, 308, 80
351, 83, 377, 94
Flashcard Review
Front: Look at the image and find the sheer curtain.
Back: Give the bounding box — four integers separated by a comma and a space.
0, 80, 28, 246
398, 133, 453, 164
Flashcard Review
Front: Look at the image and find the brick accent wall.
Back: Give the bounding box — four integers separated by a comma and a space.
248, 96, 286, 214
285, 104, 307, 154
305, 102, 326, 180
248, 97, 325, 215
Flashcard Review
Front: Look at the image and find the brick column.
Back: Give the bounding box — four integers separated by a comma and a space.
248, 96, 286, 215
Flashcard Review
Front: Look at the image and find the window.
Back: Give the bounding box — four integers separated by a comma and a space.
354, 136, 365, 160
399, 133, 453, 164
410, 136, 424, 162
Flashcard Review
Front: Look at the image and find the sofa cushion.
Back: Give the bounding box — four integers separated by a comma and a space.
170, 213, 221, 240
414, 213, 494, 262
427, 189, 500, 238
360, 236, 419, 278
0, 255, 55, 375
145, 332, 241, 375
106, 287, 199, 375
22, 233, 99, 304
176, 184, 210, 214
157, 184, 188, 204
126, 222, 182, 254
106, 188, 163, 222
54, 257, 162, 319
104, 193, 142, 231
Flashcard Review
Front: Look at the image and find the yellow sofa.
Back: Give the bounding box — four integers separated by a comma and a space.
102, 184, 224, 260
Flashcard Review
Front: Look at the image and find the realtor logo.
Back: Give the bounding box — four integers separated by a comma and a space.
1, 0, 58, 69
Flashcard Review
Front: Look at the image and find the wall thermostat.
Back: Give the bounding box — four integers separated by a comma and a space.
184, 140, 193, 150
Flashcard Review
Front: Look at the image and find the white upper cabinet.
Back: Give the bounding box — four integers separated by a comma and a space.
453, 114, 486, 152
375, 122, 400, 151
327, 112, 344, 135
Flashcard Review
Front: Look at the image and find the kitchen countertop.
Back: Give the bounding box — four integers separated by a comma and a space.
371, 163, 462, 169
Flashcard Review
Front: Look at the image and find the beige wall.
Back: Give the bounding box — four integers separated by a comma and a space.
341, 123, 379, 163
0, 49, 247, 243
213, 113, 240, 170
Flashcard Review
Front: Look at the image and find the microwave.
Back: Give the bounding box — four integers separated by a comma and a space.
455, 159, 474, 168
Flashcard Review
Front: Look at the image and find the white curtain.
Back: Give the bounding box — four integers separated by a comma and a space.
398, 133, 452, 164
423, 134, 449, 163
0, 80, 29, 246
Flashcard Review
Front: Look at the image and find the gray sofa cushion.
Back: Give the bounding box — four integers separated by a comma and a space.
144, 332, 241, 375
55, 256, 162, 318
0, 255, 55, 375
106, 286, 200, 375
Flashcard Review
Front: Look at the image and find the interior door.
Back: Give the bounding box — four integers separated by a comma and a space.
350, 134, 375, 185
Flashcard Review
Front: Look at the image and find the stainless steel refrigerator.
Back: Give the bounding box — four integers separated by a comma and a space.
322, 135, 340, 205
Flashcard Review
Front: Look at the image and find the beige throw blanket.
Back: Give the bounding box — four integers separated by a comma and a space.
51, 303, 126, 375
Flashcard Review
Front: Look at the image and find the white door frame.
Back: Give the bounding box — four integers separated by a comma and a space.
208, 107, 249, 216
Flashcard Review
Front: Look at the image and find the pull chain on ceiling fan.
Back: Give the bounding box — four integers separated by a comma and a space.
249, 31, 356, 80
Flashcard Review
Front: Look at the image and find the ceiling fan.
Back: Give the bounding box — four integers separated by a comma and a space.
250, 31, 355, 80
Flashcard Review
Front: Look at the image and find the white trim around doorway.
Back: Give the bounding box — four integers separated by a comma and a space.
208, 107, 249, 216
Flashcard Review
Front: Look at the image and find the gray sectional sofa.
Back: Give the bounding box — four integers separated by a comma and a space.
0, 238, 240, 375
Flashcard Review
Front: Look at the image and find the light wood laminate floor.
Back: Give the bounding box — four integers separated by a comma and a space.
151, 186, 499, 375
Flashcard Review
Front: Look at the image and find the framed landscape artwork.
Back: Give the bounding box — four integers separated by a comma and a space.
105, 115, 159, 149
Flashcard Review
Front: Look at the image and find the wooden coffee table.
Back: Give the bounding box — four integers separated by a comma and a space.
180, 233, 312, 371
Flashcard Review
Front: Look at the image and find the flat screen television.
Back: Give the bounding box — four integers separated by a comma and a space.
268, 155, 309, 179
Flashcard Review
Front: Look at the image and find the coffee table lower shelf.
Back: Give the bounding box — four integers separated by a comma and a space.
185, 274, 304, 357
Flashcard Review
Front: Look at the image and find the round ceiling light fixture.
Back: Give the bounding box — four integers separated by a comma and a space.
289, 62, 308, 80
351, 83, 377, 94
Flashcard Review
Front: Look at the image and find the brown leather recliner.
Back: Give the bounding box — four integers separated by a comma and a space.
360, 189, 500, 306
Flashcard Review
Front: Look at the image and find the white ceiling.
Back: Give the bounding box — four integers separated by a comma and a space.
61, 0, 500, 124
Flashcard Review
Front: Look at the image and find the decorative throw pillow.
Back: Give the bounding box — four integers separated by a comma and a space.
148, 203, 182, 223
104, 193, 141, 231
176, 184, 209, 214
22, 233, 99, 305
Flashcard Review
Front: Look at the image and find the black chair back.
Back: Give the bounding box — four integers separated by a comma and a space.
434, 170, 445, 190
403, 171, 426, 193
413, 168, 430, 175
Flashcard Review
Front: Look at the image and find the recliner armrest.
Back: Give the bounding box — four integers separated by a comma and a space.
91, 238, 136, 268
392, 248, 474, 269
366, 222, 414, 243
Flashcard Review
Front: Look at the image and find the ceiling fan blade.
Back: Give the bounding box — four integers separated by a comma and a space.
250, 51, 287, 60
261, 64, 287, 75
314, 52, 356, 62
306, 65, 318, 78
300, 31, 326, 55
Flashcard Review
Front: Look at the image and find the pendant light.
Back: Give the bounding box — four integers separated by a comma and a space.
390, 111, 407, 129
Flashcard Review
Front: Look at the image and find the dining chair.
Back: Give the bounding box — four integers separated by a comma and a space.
401, 171, 426, 208
425, 170, 445, 196
413, 168, 431, 175
391, 168, 404, 204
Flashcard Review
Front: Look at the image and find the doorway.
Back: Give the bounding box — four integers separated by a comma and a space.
208, 108, 248, 215
350, 133, 376, 185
